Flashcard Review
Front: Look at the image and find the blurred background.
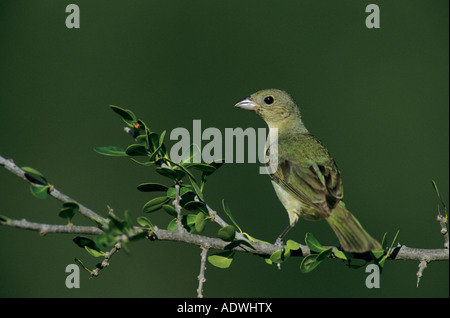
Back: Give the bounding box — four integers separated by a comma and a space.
0, 0, 448, 297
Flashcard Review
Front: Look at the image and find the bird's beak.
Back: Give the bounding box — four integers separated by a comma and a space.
234, 97, 260, 111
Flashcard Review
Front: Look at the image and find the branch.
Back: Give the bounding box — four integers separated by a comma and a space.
91, 243, 121, 277
1, 216, 448, 262
197, 246, 208, 298
437, 204, 449, 249
0, 218, 102, 235
174, 183, 183, 231
1, 153, 448, 289
0, 155, 107, 224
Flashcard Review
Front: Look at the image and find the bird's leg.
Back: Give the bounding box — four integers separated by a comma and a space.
274, 224, 294, 248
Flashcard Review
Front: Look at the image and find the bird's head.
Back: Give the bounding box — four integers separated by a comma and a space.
234, 89, 304, 132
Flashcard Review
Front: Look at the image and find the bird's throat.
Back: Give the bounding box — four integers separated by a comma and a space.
267, 116, 308, 138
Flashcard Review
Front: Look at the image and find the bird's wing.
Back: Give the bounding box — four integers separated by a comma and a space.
268, 135, 343, 217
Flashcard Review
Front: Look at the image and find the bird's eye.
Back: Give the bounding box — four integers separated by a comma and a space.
264, 96, 274, 105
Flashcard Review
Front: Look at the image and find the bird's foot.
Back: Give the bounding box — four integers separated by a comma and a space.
274, 237, 284, 250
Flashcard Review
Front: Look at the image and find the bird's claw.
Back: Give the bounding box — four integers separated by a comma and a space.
274, 237, 284, 250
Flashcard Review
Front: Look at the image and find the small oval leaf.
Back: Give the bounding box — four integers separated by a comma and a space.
218, 225, 236, 242
94, 146, 127, 156
137, 183, 169, 192
208, 251, 235, 269
195, 212, 207, 233
126, 144, 148, 156
305, 232, 325, 253
143, 196, 170, 213
136, 216, 153, 228
162, 204, 178, 217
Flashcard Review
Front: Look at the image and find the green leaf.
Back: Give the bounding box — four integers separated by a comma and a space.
74, 258, 93, 275
185, 163, 217, 173
432, 180, 446, 210
0, 215, 10, 223
316, 248, 333, 261
108, 213, 129, 234
389, 230, 400, 252
129, 158, 154, 166
167, 185, 193, 199
156, 167, 185, 180
149, 130, 166, 161
346, 258, 368, 269
218, 225, 236, 241
305, 232, 325, 253
136, 216, 153, 228
242, 233, 271, 244
126, 144, 148, 156
58, 207, 76, 222
136, 135, 148, 146
84, 246, 105, 257
333, 250, 349, 260
166, 215, 196, 232
137, 183, 169, 192
224, 239, 256, 250
270, 249, 283, 264
195, 212, 207, 233
201, 160, 225, 188
222, 199, 242, 233
208, 251, 235, 269
180, 144, 202, 164
182, 214, 197, 233
370, 248, 386, 260
166, 187, 176, 199
164, 158, 196, 181
143, 196, 170, 213
124, 210, 133, 230
286, 240, 301, 251
94, 233, 116, 249
300, 254, 321, 273
189, 176, 204, 201
167, 218, 178, 231
300, 248, 332, 273
22, 166, 48, 185
30, 184, 51, 199
377, 254, 389, 269
147, 131, 160, 153
73, 236, 97, 249
162, 204, 178, 218
270, 247, 290, 264
381, 232, 388, 250
110, 105, 136, 123
63, 201, 79, 209
94, 146, 127, 156
183, 201, 208, 214
129, 231, 149, 241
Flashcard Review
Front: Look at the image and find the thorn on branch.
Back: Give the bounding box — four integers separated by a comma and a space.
436, 204, 449, 249
416, 259, 429, 288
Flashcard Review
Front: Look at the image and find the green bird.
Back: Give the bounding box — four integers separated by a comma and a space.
234, 89, 380, 253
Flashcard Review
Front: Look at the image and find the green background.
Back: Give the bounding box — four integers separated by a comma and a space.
0, 0, 448, 297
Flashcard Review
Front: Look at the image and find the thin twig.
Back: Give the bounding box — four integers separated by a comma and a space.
416, 259, 428, 287
1, 152, 449, 291
0, 155, 107, 224
437, 205, 449, 249
91, 243, 121, 277
174, 183, 183, 231
197, 246, 208, 298
0, 218, 102, 235
1, 214, 448, 262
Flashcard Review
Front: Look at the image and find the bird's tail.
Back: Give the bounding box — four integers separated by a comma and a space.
326, 202, 381, 253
